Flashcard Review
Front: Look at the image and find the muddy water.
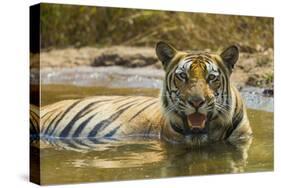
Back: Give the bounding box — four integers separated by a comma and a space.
35, 84, 273, 185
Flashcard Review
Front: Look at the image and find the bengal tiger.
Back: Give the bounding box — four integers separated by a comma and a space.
30, 41, 252, 147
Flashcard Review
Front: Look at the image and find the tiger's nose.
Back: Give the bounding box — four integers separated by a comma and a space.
187, 96, 206, 108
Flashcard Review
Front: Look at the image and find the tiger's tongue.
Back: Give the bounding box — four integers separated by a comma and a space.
187, 113, 206, 129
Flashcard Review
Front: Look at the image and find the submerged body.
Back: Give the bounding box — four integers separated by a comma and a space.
30, 42, 252, 146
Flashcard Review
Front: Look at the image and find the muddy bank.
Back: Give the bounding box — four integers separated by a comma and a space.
31, 46, 273, 88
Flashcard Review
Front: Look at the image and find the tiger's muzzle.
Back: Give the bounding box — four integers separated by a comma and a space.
186, 95, 208, 132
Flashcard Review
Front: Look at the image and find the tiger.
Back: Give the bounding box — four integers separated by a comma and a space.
30, 41, 252, 147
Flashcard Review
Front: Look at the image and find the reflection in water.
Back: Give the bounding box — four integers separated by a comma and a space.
33, 136, 254, 184
163, 139, 252, 174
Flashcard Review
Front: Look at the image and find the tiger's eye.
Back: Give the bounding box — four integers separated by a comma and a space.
208, 74, 216, 81
177, 72, 187, 80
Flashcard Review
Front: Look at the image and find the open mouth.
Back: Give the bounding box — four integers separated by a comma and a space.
187, 113, 206, 130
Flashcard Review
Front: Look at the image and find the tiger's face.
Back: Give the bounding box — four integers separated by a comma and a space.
156, 41, 239, 144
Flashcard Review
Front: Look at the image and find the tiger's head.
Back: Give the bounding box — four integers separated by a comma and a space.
156, 41, 239, 145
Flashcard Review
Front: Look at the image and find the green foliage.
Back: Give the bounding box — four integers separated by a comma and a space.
40, 3, 273, 51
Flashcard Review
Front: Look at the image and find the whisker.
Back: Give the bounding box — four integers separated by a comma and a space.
216, 103, 232, 111
164, 102, 179, 116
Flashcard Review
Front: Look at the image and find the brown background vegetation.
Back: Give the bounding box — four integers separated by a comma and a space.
40, 3, 273, 52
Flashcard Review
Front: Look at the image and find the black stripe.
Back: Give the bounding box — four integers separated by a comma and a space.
48, 100, 82, 136
72, 138, 93, 148
59, 100, 109, 137
88, 104, 135, 138
77, 103, 104, 119
42, 111, 56, 126
167, 91, 174, 105
170, 122, 185, 135
165, 65, 179, 102
68, 140, 91, 150
30, 114, 38, 131
87, 122, 104, 138
184, 56, 195, 62
30, 119, 37, 135
223, 74, 227, 104
203, 54, 212, 60
172, 73, 178, 90
76, 98, 113, 119
225, 74, 230, 105
59, 139, 81, 149
166, 67, 172, 91
30, 111, 38, 120
72, 113, 97, 137
225, 96, 244, 139
225, 110, 243, 139
104, 125, 121, 138
41, 108, 60, 119
168, 65, 178, 91
165, 84, 169, 93
30, 111, 39, 129
88, 137, 105, 144
116, 100, 139, 110
219, 66, 230, 106
128, 101, 157, 122
43, 111, 63, 134
145, 123, 153, 137
219, 70, 225, 103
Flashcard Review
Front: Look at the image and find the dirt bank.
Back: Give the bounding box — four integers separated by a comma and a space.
31, 46, 273, 88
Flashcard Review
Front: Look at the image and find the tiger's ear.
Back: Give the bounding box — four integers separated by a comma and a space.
156, 41, 177, 69
220, 45, 239, 73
